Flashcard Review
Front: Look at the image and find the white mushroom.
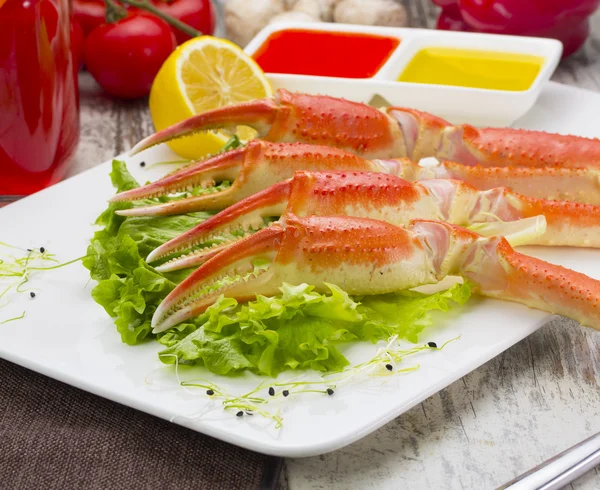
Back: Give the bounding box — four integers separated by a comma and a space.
224, 0, 285, 47
333, 0, 408, 27
269, 11, 322, 25
288, 0, 339, 21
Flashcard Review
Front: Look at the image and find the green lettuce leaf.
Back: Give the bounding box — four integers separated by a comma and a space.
158, 282, 472, 377
83, 160, 213, 344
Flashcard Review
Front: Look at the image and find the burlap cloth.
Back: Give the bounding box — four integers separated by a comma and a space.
0, 359, 282, 489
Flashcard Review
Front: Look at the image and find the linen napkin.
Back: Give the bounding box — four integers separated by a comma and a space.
0, 359, 281, 489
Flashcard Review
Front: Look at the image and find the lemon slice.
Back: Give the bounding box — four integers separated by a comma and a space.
149, 36, 273, 159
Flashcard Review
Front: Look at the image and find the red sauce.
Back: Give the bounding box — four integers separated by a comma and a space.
252, 29, 400, 79
0, 0, 79, 196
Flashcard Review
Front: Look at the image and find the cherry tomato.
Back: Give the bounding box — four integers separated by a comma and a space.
84, 14, 176, 99
151, 0, 215, 44
73, 0, 106, 37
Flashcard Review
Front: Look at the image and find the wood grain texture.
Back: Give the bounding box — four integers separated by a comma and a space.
71, 2, 600, 488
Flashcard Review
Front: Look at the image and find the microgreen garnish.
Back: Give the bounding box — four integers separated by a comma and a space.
171, 336, 460, 428
0, 242, 84, 323
0, 311, 25, 324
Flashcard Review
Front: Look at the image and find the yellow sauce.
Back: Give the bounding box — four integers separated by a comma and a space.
397, 48, 544, 91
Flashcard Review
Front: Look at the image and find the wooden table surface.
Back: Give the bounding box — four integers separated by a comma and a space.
69, 2, 600, 489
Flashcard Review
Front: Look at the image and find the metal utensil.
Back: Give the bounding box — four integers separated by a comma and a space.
498, 431, 600, 490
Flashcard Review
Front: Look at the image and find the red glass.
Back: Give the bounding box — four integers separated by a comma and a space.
252, 29, 400, 79
0, 0, 79, 197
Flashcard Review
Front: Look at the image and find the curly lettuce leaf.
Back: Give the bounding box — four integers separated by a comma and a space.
83, 160, 212, 344
159, 282, 472, 377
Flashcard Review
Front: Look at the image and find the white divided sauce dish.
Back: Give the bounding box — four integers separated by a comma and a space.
244, 22, 562, 127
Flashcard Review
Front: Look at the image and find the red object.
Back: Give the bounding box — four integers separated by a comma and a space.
0, 0, 80, 196
84, 13, 176, 99
151, 0, 215, 44
252, 29, 400, 78
71, 18, 85, 69
72, 0, 105, 37
433, 0, 600, 57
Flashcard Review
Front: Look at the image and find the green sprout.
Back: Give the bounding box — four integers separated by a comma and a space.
177, 335, 460, 428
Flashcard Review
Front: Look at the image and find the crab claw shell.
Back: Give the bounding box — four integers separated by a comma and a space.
152, 215, 435, 333
111, 146, 245, 208
392, 159, 600, 205
147, 170, 422, 272
388, 107, 600, 169
150, 166, 600, 272
114, 141, 384, 217
153, 215, 600, 334
129, 97, 280, 156
130, 89, 408, 160
410, 219, 600, 330
152, 225, 286, 332
148, 180, 291, 271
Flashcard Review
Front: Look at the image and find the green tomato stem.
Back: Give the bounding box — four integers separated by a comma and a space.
104, 0, 128, 23
116, 0, 202, 38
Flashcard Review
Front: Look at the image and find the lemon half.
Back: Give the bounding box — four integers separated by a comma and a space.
149, 36, 273, 159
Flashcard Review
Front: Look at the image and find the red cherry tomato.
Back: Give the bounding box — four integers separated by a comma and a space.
84, 14, 176, 99
73, 0, 106, 37
151, 0, 215, 44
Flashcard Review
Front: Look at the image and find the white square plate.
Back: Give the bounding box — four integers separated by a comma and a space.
0, 81, 598, 457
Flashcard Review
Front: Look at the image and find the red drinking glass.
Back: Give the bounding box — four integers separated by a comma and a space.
0, 0, 79, 199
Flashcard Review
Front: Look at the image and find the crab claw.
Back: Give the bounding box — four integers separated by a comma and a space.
392, 159, 600, 205
152, 224, 287, 332
111, 141, 384, 217
147, 180, 291, 271
388, 107, 600, 169
152, 215, 431, 332
129, 97, 280, 156
129, 88, 600, 169
152, 215, 600, 334
147, 166, 600, 272
130, 89, 407, 159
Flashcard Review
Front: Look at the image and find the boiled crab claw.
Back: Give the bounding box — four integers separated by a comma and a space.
147, 170, 600, 273
111, 141, 600, 217
111, 141, 388, 217
151, 215, 600, 333
405, 160, 600, 205
130, 88, 600, 169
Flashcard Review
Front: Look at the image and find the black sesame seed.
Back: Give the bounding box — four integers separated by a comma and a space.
246, 411, 254, 416
30, 292, 36, 298
326, 388, 334, 396
385, 363, 393, 371
140, 161, 146, 167
206, 389, 214, 396
427, 342, 438, 348
236, 411, 243, 417
39, 247, 45, 253
27, 249, 32, 252
268, 387, 275, 396
282, 390, 289, 397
